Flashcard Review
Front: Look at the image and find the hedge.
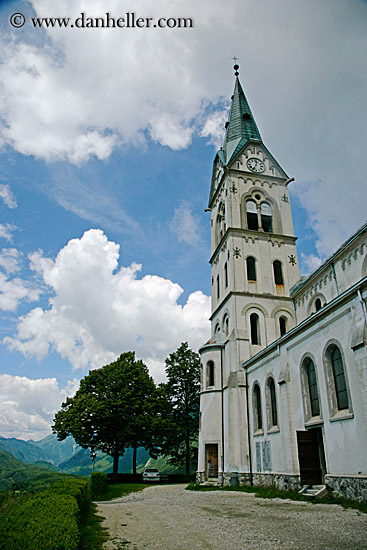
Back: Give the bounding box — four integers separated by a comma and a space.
89, 472, 108, 499
0, 478, 88, 550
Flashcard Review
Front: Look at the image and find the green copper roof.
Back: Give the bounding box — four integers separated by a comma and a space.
222, 77, 261, 165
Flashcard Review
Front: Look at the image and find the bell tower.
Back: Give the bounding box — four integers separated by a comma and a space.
197, 64, 301, 484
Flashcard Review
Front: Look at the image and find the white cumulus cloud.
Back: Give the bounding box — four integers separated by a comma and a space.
0, 248, 22, 274
201, 109, 228, 150
0, 184, 17, 209
0, 0, 235, 163
0, 272, 41, 311
0, 374, 79, 440
5, 229, 210, 381
0, 224, 17, 243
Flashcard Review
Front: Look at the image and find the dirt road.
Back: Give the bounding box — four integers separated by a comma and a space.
96, 484, 367, 550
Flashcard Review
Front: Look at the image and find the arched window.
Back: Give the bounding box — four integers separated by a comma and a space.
253, 384, 263, 431
304, 358, 320, 417
330, 346, 349, 410
273, 260, 284, 285
250, 313, 260, 345
216, 275, 220, 299
315, 298, 322, 311
214, 323, 220, 334
216, 203, 226, 243
279, 316, 287, 336
207, 361, 215, 387
224, 262, 228, 287
246, 256, 256, 282
223, 314, 229, 336
246, 200, 258, 230
268, 377, 278, 428
261, 202, 272, 233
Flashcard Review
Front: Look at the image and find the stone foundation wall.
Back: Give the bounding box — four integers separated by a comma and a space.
325, 475, 367, 502
251, 473, 301, 491
198, 471, 301, 491
197, 471, 367, 502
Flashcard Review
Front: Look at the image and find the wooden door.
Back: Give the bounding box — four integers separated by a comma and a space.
297, 429, 322, 485
206, 444, 218, 478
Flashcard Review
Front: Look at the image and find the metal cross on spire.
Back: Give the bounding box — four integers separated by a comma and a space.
232, 56, 240, 76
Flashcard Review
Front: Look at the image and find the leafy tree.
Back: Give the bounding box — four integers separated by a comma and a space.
161, 342, 201, 474
53, 352, 161, 475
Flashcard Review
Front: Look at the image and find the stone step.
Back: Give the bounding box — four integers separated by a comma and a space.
299, 484, 327, 498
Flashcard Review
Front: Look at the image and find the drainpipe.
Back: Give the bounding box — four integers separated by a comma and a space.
292, 297, 298, 326
221, 346, 225, 486
245, 365, 253, 486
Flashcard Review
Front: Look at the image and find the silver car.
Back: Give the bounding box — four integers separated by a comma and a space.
142, 467, 160, 482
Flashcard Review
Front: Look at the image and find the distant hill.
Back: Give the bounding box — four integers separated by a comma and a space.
0, 450, 70, 491
59, 446, 151, 476
30, 434, 80, 465
0, 436, 51, 465
33, 461, 60, 471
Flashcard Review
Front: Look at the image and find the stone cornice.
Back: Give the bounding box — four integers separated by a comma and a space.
210, 228, 297, 265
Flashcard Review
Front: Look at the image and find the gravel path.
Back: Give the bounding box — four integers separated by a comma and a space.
96, 484, 367, 550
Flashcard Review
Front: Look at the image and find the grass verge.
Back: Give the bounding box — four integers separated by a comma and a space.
79, 498, 109, 550
186, 483, 367, 514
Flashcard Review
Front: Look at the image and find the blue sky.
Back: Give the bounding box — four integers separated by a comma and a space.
0, 0, 366, 440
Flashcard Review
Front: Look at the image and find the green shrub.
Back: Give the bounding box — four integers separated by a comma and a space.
0, 478, 88, 550
48, 478, 89, 517
89, 472, 108, 499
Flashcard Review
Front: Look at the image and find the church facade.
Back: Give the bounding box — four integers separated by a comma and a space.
197, 66, 367, 501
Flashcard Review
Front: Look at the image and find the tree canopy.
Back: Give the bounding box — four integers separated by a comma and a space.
161, 342, 201, 474
53, 352, 161, 475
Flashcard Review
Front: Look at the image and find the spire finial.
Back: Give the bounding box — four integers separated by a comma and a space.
232, 56, 239, 77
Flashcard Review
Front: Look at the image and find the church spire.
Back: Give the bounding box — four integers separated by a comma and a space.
222, 64, 262, 165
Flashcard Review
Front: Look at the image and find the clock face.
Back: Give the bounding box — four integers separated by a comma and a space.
247, 158, 265, 173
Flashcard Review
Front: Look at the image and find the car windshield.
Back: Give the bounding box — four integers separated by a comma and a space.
145, 468, 158, 473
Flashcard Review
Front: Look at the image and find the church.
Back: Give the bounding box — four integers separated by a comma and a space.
197, 65, 367, 501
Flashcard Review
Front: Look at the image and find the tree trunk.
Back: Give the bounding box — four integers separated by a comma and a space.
185, 432, 190, 475
133, 444, 137, 475
113, 444, 119, 477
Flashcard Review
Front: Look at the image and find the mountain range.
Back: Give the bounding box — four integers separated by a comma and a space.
0, 434, 174, 475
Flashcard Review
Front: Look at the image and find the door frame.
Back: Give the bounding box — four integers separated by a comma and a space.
297, 427, 326, 485
205, 443, 219, 479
